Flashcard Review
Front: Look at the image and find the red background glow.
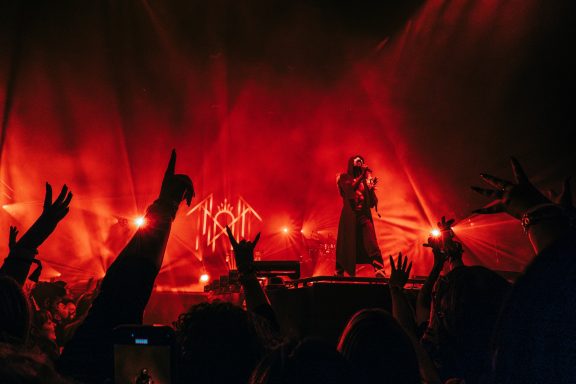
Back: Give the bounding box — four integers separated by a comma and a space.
1, 0, 574, 289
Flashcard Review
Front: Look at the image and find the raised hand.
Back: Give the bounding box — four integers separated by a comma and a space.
471, 157, 550, 219
366, 174, 378, 190
226, 226, 260, 274
16, 183, 73, 250
437, 216, 455, 232
225, 226, 275, 322
158, 150, 194, 207
422, 216, 453, 266
43, 183, 73, 222
389, 252, 412, 289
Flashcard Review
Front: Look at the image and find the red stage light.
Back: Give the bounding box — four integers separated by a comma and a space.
134, 216, 146, 228
282, 226, 289, 234
199, 273, 210, 283
430, 229, 441, 237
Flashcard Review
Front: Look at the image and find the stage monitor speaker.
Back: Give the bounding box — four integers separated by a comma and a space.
266, 281, 393, 346
254, 260, 300, 279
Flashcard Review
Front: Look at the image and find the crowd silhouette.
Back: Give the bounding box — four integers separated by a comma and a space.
1, 153, 575, 383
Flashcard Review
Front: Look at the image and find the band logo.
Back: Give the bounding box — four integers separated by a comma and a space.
186, 194, 262, 253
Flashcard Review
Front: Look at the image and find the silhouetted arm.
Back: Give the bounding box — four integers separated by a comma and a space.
472, 157, 573, 254
226, 226, 279, 331
416, 233, 446, 325
389, 253, 442, 384
0, 184, 72, 284
389, 253, 416, 334
58, 150, 194, 383
477, 163, 576, 383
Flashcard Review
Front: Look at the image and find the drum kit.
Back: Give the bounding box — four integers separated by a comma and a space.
300, 231, 336, 276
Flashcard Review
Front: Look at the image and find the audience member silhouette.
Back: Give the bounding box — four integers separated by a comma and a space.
337, 308, 420, 384
2, 154, 574, 384
30, 309, 60, 362
473, 157, 576, 383
250, 338, 358, 384
423, 266, 510, 383
175, 300, 271, 384
416, 217, 464, 329
0, 342, 71, 384
388, 252, 442, 384
0, 276, 30, 345
1, 183, 72, 350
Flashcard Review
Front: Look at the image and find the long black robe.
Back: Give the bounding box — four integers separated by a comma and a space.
335, 156, 378, 276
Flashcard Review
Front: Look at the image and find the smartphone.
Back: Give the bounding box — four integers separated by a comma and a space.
113, 324, 175, 384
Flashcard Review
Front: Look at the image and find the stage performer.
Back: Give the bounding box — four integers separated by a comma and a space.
335, 155, 386, 277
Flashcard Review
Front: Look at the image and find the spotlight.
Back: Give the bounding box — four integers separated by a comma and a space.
430, 229, 441, 237
199, 274, 210, 283
134, 216, 146, 228
282, 227, 289, 234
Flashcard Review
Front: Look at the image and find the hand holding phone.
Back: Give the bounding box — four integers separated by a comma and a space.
113, 325, 175, 384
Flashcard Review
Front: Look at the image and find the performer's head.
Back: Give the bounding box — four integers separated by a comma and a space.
348, 155, 365, 177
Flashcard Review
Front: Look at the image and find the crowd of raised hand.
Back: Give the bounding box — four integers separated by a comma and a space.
1, 154, 574, 383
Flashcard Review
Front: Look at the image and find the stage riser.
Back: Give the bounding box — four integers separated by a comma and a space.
144, 284, 419, 347
267, 283, 394, 345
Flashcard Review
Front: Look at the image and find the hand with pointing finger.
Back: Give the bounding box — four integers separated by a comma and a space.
152, 150, 194, 221
158, 149, 194, 206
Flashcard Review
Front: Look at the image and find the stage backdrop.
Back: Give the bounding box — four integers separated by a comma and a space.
1, 0, 574, 290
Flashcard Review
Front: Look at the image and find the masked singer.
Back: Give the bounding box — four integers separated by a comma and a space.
335, 155, 385, 277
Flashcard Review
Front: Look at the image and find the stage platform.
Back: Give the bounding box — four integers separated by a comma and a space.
145, 276, 420, 343
267, 277, 420, 345
283, 275, 426, 288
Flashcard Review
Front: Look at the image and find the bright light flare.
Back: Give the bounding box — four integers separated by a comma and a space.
199, 273, 210, 283
282, 226, 289, 234
430, 229, 441, 237
134, 216, 147, 228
